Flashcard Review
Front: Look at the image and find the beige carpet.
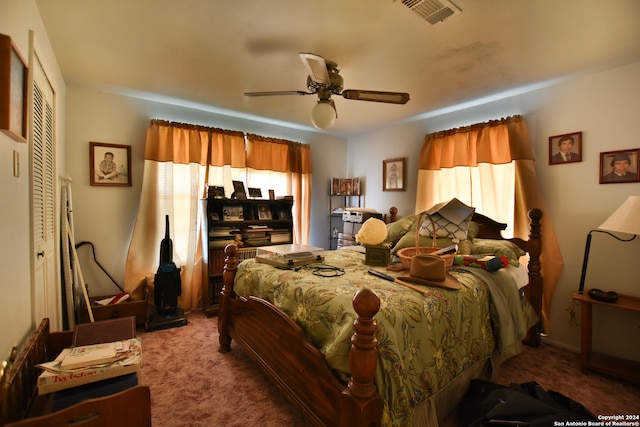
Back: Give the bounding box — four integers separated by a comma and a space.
139, 311, 639, 426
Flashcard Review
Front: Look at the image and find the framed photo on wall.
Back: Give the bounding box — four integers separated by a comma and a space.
90, 142, 132, 187
549, 131, 582, 165
383, 157, 405, 191
599, 149, 640, 184
0, 34, 28, 142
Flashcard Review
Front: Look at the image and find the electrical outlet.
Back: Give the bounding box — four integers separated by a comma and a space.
13, 150, 19, 177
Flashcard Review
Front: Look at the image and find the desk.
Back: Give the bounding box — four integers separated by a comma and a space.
572, 292, 640, 384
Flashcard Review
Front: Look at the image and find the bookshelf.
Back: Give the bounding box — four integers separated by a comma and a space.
201, 197, 294, 316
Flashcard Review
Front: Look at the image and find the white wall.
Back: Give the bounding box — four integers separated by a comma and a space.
347, 60, 640, 360
0, 0, 66, 361
64, 87, 347, 296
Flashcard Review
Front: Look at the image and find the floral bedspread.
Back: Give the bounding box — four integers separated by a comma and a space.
234, 249, 528, 427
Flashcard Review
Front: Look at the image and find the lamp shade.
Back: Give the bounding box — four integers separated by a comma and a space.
598, 195, 640, 235
310, 100, 336, 129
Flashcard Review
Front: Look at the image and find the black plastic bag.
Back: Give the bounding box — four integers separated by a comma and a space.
459, 379, 597, 426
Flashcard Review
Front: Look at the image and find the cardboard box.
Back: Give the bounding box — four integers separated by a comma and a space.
82, 296, 148, 326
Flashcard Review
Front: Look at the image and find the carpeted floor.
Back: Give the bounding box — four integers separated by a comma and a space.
139, 310, 639, 426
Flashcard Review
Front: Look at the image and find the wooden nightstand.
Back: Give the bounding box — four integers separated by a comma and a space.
572, 292, 640, 384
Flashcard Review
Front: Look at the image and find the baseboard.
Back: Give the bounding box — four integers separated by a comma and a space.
540, 335, 579, 354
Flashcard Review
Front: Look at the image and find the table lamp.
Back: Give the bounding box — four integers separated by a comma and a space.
577, 195, 640, 293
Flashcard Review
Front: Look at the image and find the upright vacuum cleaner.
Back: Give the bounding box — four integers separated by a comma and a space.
146, 215, 188, 331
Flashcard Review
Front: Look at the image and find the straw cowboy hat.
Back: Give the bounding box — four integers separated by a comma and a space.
398, 254, 461, 290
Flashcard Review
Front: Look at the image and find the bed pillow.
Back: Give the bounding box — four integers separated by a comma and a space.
466, 239, 527, 267
385, 214, 419, 245
418, 211, 474, 243
456, 220, 480, 254
390, 218, 455, 254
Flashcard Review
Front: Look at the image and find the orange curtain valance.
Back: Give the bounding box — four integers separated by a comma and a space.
420, 115, 534, 170
246, 134, 312, 174
144, 120, 246, 166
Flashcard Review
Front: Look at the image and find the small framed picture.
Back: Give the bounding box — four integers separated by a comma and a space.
268, 189, 275, 200
277, 207, 291, 220
232, 180, 246, 199
257, 204, 272, 220
331, 178, 340, 195
248, 187, 262, 198
209, 185, 225, 198
383, 157, 405, 191
600, 149, 640, 184
352, 178, 361, 195
0, 34, 28, 142
339, 178, 353, 195
549, 132, 582, 165
90, 142, 132, 187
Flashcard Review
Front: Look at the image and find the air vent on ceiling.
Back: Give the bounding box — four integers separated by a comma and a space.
394, 0, 462, 25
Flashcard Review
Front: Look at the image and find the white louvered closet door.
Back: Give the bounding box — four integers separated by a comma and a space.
31, 52, 59, 330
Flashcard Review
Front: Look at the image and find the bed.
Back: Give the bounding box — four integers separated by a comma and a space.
217, 208, 542, 427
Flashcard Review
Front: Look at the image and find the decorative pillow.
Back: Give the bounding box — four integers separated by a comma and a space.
466, 221, 480, 240
385, 214, 419, 246
390, 228, 455, 254
418, 211, 474, 243
467, 239, 526, 267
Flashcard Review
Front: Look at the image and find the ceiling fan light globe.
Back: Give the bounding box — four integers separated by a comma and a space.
311, 101, 336, 129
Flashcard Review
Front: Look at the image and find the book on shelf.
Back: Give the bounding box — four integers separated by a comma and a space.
209, 238, 236, 248
243, 237, 271, 246
209, 227, 240, 237
37, 338, 142, 395
270, 230, 292, 243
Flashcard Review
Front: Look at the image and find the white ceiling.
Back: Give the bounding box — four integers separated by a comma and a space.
36, 0, 640, 137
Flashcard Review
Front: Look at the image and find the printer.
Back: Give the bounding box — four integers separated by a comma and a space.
342, 209, 383, 223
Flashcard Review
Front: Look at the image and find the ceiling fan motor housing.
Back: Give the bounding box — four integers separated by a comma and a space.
306, 66, 344, 96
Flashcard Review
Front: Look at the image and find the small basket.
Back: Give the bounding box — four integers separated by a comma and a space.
397, 212, 454, 270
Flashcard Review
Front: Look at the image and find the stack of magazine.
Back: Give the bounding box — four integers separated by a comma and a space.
37, 337, 142, 395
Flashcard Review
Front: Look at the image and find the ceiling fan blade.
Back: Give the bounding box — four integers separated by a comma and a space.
299, 52, 331, 85
244, 90, 313, 97
341, 90, 410, 104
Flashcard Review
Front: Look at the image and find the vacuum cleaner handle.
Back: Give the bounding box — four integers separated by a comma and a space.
159, 214, 173, 265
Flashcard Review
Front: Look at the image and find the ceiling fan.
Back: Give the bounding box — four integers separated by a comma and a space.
244, 53, 410, 129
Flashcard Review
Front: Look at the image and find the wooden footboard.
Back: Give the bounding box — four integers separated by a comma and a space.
218, 244, 382, 427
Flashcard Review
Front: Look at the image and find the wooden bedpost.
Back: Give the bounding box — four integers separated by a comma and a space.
218, 244, 238, 353
340, 288, 382, 427
524, 208, 543, 347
